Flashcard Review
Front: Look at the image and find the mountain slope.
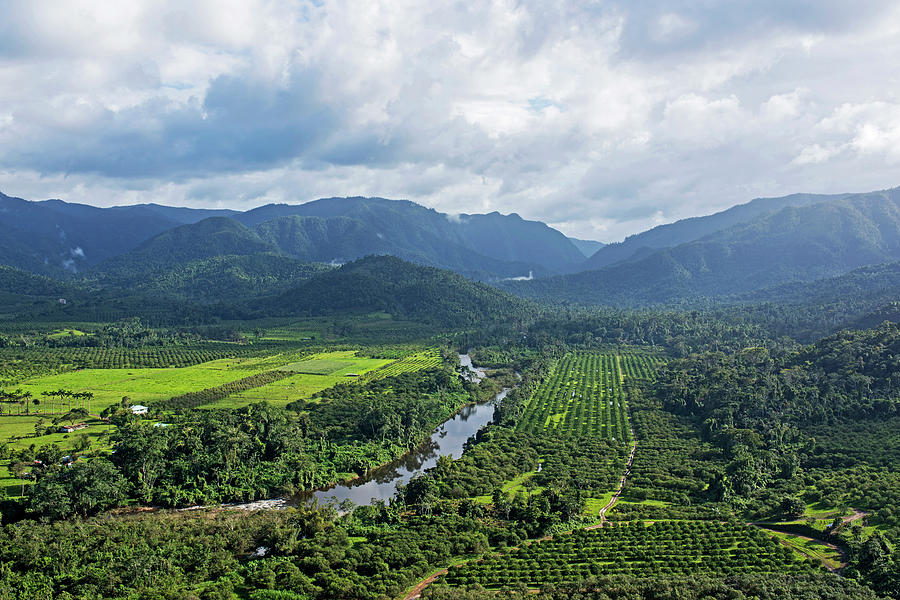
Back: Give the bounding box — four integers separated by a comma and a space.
263, 255, 528, 326
0, 193, 166, 274
95, 253, 330, 304
505, 189, 900, 306
0, 192, 224, 274
583, 191, 848, 271
568, 237, 606, 257
96, 217, 278, 275
237, 196, 583, 276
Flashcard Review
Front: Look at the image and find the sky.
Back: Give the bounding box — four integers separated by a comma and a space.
1, 1, 899, 242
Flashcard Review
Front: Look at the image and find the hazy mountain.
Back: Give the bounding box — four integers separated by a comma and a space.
93, 252, 330, 304
0, 193, 584, 280
98, 217, 277, 275
263, 255, 528, 326
0, 192, 230, 275
567, 237, 606, 257
582, 191, 850, 271
235, 197, 584, 276
505, 189, 900, 307
110, 203, 237, 224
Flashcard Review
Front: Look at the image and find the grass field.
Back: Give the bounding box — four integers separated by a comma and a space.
203, 351, 393, 409
763, 530, 843, 570
12, 356, 284, 415
472, 470, 543, 504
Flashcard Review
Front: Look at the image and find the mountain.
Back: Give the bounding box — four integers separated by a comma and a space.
582, 191, 848, 271
0, 192, 234, 275
262, 255, 529, 326
96, 217, 277, 275
109, 203, 237, 224
0, 193, 585, 280
96, 253, 331, 304
567, 237, 606, 257
235, 197, 584, 277
505, 189, 900, 307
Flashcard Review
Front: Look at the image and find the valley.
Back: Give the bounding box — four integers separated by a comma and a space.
0, 191, 897, 600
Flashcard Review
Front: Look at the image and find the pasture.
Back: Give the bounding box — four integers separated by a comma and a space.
201, 351, 394, 409
11, 356, 283, 415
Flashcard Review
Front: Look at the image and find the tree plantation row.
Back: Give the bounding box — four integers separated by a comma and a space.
0, 313, 896, 599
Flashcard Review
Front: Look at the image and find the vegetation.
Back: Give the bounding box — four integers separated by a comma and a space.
443, 522, 809, 587
2, 191, 900, 599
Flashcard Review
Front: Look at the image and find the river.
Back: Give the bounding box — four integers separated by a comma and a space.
297, 354, 505, 507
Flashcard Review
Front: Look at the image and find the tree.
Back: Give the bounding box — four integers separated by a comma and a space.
10, 460, 31, 496
780, 496, 806, 517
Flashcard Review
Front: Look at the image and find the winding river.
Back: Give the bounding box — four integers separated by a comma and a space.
296, 354, 505, 507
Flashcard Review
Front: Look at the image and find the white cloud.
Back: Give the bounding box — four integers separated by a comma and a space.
0, 1, 899, 241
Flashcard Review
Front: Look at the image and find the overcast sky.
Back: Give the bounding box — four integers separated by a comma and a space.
1, 1, 899, 241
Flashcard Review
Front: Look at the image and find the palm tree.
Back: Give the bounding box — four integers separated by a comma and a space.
10, 461, 30, 497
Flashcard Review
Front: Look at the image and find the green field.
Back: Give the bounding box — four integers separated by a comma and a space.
0, 415, 116, 497
516, 352, 661, 439
203, 351, 393, 409
763, 530, 843, 570
12, 356, 283, 415
367, 349, 443, 379
443, 522, 810, 588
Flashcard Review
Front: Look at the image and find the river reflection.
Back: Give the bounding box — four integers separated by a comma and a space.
296, 385, 509, 507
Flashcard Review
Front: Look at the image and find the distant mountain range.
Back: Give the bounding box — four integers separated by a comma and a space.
0, 192, 588, 280
567, 237, 606, 257
503, 187, 900, 307
6, 186, 900, 320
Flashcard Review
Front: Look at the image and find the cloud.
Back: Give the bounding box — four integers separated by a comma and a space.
1, 0, 900, 241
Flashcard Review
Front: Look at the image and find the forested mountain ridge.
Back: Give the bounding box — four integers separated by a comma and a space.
260, 254, 530, 326
95, 217, 278, 274
0, 191, 237, 276
0, 192, 586, 280
236, 197, 585, 276
505, 189, 900, 307
582, 190, 852, 271
92, 254, 331, 304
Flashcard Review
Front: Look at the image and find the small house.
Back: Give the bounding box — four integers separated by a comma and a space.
59, 425, 75, 433
130, 405, 149, 415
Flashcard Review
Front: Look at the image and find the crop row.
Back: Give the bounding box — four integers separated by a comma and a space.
156, 370, 296, 410
0, 344, 274, 385
619, 353, 665, 382
367, 350, 443, 380
443, 522, 805, 587
516, 353, 629, 439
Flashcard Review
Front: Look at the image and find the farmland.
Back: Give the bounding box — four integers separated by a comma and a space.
516, 352, 662, 439
367, 349, 443, 379
10, 356, 281, 415
441, 522, 810, 588
204, 351, 394, 408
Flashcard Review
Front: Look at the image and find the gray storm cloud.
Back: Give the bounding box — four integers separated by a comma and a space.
1, 0, 899, 241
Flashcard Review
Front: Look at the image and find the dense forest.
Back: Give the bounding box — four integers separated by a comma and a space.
0, 192, 898, 599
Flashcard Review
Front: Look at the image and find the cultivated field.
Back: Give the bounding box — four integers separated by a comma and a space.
442, 521, 808, 587
12, 356, 283, 415
205, 351, 394, 408
516, 352, 662, 439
